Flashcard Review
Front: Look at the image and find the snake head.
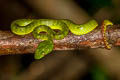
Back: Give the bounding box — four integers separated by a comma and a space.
34, 40, 54, 59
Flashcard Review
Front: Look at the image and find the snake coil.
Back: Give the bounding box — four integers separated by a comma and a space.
11, 19, 98, 59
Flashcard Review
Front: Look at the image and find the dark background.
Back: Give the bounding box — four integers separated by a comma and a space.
0, 0, 120, 80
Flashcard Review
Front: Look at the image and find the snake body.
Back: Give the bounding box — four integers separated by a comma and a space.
11, 19, 98, 59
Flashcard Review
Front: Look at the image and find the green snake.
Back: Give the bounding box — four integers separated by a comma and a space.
11, 19, 99, 59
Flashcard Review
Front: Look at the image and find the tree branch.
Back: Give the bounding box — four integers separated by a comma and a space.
0, 25, 120, 55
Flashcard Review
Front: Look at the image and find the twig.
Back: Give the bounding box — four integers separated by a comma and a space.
0, 25, 120, 55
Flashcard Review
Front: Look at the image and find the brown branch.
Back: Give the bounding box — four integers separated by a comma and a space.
0, 25, 120, 55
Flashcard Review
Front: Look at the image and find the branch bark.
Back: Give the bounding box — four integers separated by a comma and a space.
0, 25, 120, 55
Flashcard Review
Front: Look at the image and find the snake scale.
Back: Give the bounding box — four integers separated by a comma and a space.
11, 19, 113, 59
